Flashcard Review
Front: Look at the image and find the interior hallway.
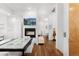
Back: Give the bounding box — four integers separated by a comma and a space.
0, 3, 68, 56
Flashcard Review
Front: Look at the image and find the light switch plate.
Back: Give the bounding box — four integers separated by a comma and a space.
64, 32, 66, 37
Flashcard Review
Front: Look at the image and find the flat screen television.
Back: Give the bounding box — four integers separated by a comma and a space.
24, 18, 36, 25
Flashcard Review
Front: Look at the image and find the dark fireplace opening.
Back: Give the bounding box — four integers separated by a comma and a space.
25, 28, 36, 38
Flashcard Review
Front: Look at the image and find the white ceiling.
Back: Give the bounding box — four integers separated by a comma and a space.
0, 3, 56, 16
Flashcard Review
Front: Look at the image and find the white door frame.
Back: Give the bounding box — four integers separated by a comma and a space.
56, 3, 69, 56
63, 3, 69, 56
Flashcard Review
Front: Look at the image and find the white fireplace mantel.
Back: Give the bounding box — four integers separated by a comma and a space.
23, 25, 36, 28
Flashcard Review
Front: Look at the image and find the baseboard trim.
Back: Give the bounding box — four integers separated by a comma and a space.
56, 49, 63, 56
24, 53, 32, 56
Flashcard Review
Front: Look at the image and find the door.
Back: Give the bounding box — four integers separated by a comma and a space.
69, 4, 79, 56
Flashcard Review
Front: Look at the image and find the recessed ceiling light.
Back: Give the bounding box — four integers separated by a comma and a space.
12, 18, 16, 22
8, 13, 11, 16
27, 7, 31, 10
44, 18, 48, 21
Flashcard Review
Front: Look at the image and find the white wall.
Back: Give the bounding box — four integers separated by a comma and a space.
56, 3, 64, 54
37, 18, 48, 35
56, 3, 69, 56
0, 8, 22, 39
63, 3, 69, 56
6, 15, 21, 39
48, 11, 57, 40
37, 8, 48, 36
0, 14, 7, 36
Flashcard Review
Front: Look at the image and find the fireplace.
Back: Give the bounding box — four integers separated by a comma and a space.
25, 28, 36, 38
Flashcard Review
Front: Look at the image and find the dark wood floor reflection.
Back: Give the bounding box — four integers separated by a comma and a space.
32, 40, 58, 56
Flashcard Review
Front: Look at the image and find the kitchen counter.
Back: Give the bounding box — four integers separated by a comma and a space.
0, 38, 32, 56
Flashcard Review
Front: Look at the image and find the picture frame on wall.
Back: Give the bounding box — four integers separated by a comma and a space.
24, 18, 36, 25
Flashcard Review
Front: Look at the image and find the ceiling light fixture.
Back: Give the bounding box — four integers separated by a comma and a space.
12, 17, 16, 22
44, 18, 48, 21
27, 7, 31, 10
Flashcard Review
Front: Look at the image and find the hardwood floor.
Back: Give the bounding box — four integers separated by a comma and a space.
25, 36, 63, 56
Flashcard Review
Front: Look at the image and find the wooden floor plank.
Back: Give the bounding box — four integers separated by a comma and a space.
24, 36, 63, 56
31, 36, 63, 56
